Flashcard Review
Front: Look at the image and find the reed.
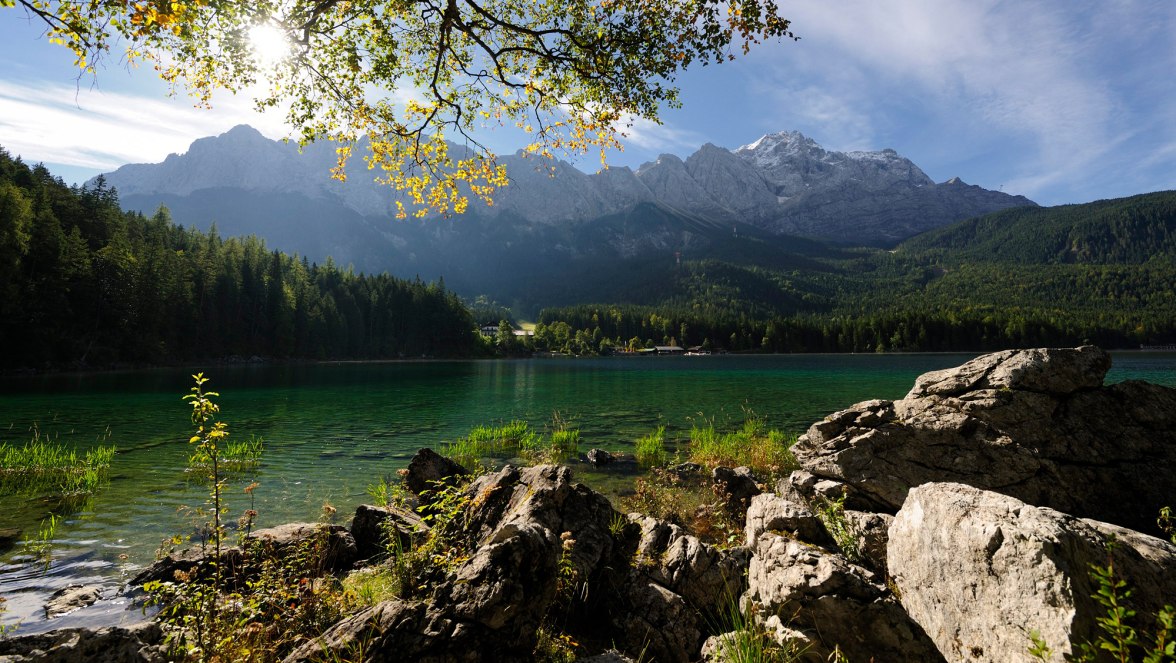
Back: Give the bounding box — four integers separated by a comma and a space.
0, 431, 116, 497
688, 415, 798, 479
635, 425, 668, 467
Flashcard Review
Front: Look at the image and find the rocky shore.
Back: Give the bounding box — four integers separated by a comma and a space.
2, 346, 1173, 662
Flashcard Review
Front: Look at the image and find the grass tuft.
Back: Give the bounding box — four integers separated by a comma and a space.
688, 414, 798, 479
635, 425, 668, 467
0, 431, 116, 498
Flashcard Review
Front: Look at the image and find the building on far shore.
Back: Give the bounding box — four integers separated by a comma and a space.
638, 345, 684, 355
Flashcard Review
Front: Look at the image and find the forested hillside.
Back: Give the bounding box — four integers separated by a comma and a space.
3, 149, 1172, 366
0, 149, 479, 370
898, 191, 1176, 263
536, 191, 1176, 354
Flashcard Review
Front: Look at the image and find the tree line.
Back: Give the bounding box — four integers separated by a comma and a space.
0, 149, 480, 370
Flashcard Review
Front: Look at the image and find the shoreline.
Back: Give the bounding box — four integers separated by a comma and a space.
6, 346, 1174, 380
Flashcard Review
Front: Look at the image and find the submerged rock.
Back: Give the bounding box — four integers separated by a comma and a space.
44, 585, 103, 619
585, 448, 615, 466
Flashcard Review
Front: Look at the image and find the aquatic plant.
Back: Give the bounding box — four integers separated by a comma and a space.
0, 431, 115, 498
22, 513, 60, 569
688, 414, 798, 479
189, 434, 264, 474
442, 419, 537, 466
635, 425, 668, 467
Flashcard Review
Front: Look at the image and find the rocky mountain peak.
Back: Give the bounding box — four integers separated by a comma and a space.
95, 124, 1035, 248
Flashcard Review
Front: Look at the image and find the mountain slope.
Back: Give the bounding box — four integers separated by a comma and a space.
96, 126, 1039, 310
899, 190, 1176, 264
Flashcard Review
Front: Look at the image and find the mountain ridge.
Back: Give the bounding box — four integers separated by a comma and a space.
95, 126, 1037, 309
97, 125, 1034, 242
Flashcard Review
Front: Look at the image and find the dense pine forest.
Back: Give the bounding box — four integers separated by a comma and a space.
0, 149, 479, 370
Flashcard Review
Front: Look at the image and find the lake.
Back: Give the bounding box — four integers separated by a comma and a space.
2, 351, 1174, 631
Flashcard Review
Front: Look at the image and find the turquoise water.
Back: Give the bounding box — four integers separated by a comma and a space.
1, 352, 1173, 631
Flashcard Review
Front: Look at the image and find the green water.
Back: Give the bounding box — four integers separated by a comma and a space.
1, 352, 1174, 631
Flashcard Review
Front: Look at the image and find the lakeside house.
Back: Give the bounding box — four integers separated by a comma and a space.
479, 324, 533, 339
637, 345, 685, 355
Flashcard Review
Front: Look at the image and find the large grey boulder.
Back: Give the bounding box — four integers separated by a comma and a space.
793, 346, 1176, 534
888, 482, 1176, 663
743, 532, 944, 662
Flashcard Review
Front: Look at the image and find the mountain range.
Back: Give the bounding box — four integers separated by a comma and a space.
96, 125, 1035, 309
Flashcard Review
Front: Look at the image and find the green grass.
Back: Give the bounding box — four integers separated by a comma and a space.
635, 425, 668, 467
189, 434, 264, 473
0, 432, 116, 497
442, 416, 580, 466
341, 566, 400, 608
711, 593, 809, 663
443, 420, 538, 466
688, 415, 799, 479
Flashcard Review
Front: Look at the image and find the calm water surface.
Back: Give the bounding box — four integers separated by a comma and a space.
1, 352, 1173, 631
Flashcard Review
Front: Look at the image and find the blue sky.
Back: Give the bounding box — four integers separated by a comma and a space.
1, 0, 1173, 207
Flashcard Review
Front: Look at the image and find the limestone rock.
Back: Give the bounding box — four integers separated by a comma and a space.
711, 466, 762, 516
743, 493, 832, 549
842, 510, 893, 573
247, 522, 358, 574
906, 346, 1109, 397
627, 514, 749, 616
609, 581, 700, 663
744, 532, 944, 662
793, 346, 1176, 534
0, 622, 163, 663
129, 545, 245, 588
294, 464, 626, 663
350, 504, 426, 561
44, 585, 103, 619
402, 448, 470, 506
578, 651, 636, 663
888, 482, 1176, 663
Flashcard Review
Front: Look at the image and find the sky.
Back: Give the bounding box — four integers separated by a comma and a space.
1, 0, 1173, 207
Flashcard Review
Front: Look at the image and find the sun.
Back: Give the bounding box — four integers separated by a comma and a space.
248, 23, 290, 68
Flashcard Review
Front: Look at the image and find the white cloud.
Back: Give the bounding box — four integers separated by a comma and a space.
738, 0, 1175, 202
0, 78, 290, 171
613, 114, 707, 154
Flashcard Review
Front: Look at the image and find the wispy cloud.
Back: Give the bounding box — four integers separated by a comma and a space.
739, 0, 1175, 202
613, 114, 707, 154
0, 78, 290, 171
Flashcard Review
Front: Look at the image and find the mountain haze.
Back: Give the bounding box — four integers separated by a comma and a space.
96, 126, 1034, 306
